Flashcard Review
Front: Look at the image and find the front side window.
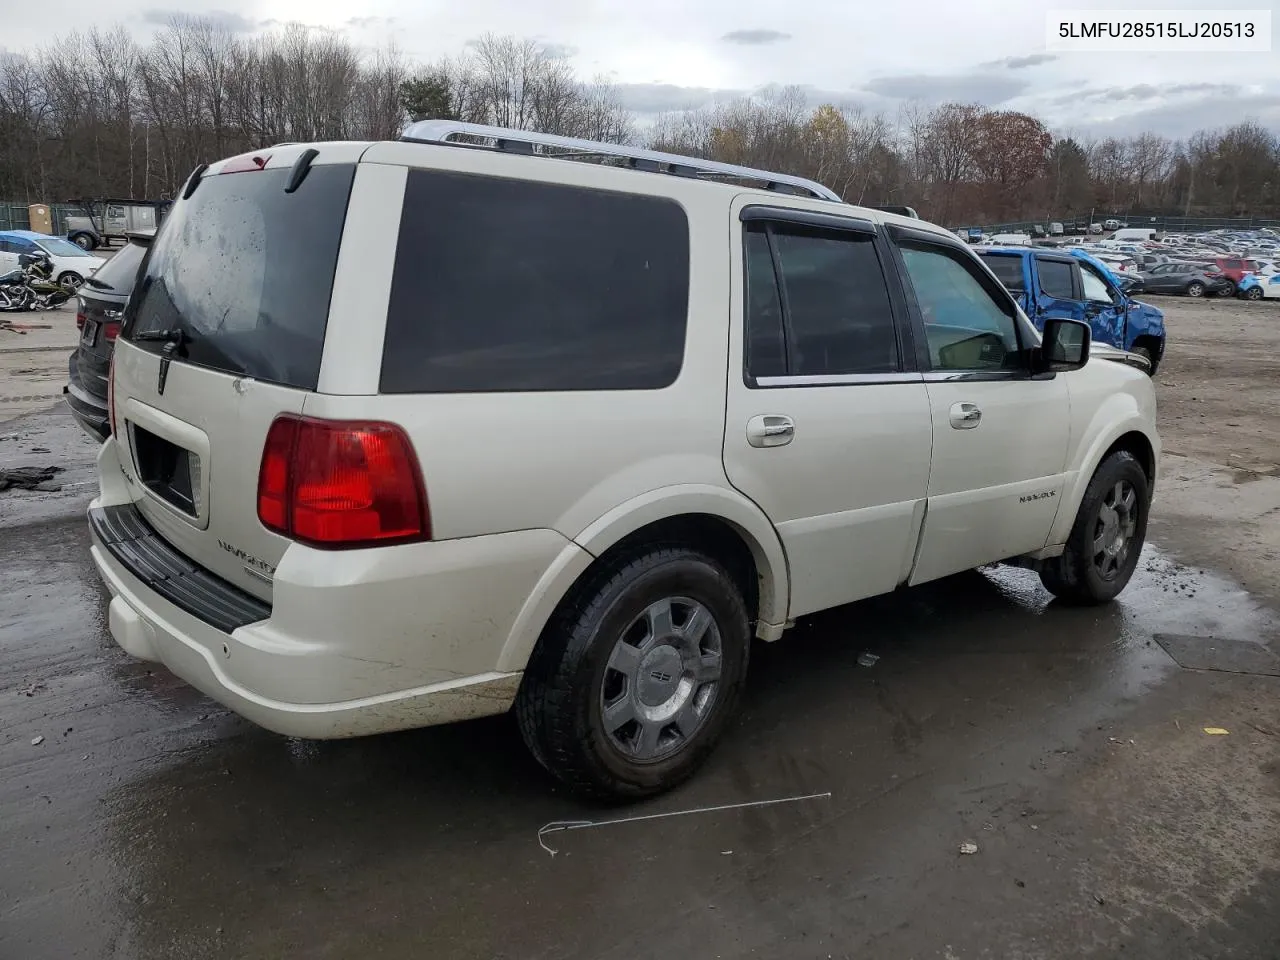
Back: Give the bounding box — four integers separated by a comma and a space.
899, 242, 1020, 372
743, 221, 899, 380
1079, 264, 1114, 303
382, 171, 690, 393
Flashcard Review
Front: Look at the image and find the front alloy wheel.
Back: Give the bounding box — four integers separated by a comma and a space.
1091, 480, 1139, 581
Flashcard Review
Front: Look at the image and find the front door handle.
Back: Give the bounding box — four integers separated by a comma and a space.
949, 402, 982, 430
746, 415, 794, 447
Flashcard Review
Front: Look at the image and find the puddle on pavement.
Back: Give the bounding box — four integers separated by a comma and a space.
6, 524, 1280, 960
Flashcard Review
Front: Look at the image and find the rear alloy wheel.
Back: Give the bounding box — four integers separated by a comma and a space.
1216, 280, 1236, 298
70, 234, 94, 250
1185, 281, 1204, 297
58, 272, 83, 292
1039, 451, 1149, 605
517, 545, 750, 798
1245, 285, 1264, 301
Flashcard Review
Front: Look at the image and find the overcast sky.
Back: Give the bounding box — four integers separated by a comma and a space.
5, 0, 1279, 139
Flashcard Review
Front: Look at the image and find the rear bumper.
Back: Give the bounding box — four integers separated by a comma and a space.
65, 352, 109, 443
89, 438, 579, 739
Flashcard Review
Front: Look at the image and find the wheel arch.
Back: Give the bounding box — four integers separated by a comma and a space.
496, 485, 790, 673
1047, 414, 1158, 547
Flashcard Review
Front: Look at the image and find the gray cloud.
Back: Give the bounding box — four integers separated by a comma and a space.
1073, 93, 1280, 139
614, 83, 740, 114
538, 42, 579, 59
984, 53, 1057, 69
721, 29, 791, 45
141, 7, 258, 32
346, 16, 396, 29
861, 72, 1028, 106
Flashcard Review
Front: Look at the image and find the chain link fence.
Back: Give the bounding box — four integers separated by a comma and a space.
0, 202, 82, 235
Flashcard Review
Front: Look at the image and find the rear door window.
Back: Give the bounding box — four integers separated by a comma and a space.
978, 254, 1024, 291
1036, 259, 1076, 299
124, 163, 355, 390
381, 171, 690, 393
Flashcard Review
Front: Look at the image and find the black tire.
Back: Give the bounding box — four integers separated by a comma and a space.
1185, 281, 1204, 297
1039, 451, 1149, 605
1216, 280, 1236, 298
1244, 286, 1264, 301
516, 545, 751, 799
70, 233, 95, 251
1131, 345, 1158, 377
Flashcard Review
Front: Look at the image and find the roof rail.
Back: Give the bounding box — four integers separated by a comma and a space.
400, 120, 842, 202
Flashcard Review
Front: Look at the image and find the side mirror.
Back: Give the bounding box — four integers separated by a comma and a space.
1036, 317, 1090, 374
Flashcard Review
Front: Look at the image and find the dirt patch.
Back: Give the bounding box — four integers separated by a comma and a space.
1147, 296, 1280, 606
1154, 297, 1280, 476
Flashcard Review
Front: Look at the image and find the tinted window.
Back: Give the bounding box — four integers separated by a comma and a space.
1037, 259, 1075, 299
744, 226, 786, 379
125, 164, 355, 390
381, 171, 689, 393
899, 243, 1019, 371
1079, 263, 1112, 302
978, 254, 1024, 291
84, 239, 147, 293
768, 226, 898, 376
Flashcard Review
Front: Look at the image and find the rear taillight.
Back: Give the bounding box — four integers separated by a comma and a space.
103, 321, 121, 342
76, 299, 86, 330
257, 416, 429, 548
107, 352, 117, 436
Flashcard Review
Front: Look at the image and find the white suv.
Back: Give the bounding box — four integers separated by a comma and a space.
90, 122, 1159, 798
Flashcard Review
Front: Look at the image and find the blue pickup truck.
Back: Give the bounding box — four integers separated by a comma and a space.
975, 247, 1166, 374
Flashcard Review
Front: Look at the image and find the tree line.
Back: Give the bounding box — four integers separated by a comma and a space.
1, 18, 1276, 227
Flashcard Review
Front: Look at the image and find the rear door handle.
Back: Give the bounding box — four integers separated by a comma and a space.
949, 402, 981, 430
746, 415, 794, 447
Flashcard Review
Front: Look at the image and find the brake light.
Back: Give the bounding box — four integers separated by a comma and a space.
257, 416, 429, 548
76, 311, 86, 331
107, 352, 117, 436
103, 321, 121, 342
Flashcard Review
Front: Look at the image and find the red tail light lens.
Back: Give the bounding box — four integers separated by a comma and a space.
76, 311, 87, 331
256, 416, 429, 548
103, 321, 121, 342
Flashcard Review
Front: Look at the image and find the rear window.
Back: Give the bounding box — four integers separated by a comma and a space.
84, 239, 148, 294
380, 171, 689, 393
124, 163, 355, 390
977, 253, 1024, 291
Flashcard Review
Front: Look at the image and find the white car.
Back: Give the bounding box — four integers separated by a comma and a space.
89, 124, 1161, 797
0, 229, 107, 289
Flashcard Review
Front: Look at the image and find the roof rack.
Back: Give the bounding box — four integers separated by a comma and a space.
400, 120, 842, 202
870, 205, 920, 219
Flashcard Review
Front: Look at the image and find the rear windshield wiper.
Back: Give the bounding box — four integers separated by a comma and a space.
133, 328, 189, 344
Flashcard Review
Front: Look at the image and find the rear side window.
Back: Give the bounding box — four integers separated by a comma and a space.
380, 171, 690, 393
1036, 259, 1075, 299
979, 254, 1024, 291
126, 164, 355, 390
85, 239, 147, 293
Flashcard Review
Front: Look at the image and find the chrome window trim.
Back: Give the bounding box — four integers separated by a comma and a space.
753, 371, 924, 387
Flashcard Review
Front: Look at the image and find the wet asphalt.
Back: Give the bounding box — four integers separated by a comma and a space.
3, 409, 1280, 960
